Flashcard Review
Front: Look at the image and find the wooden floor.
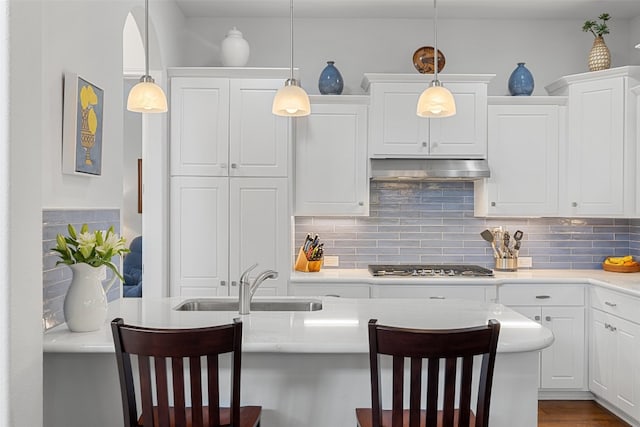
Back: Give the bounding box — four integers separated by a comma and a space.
538, 401, 631, 427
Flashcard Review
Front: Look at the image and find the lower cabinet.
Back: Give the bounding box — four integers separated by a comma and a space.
290, 282, 370, 298
589, 288, 640, 421
498, 284, 586, 390
170, 176, 289, 297
371, 285, 487, 301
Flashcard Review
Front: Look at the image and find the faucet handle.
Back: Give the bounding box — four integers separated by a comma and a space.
240, 263, 258, 284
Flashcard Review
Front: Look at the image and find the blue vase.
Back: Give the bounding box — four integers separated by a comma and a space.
318, 61, 344, 95
508, 62, 534, 96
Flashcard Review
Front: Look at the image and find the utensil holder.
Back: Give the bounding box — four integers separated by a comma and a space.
495, 257, 517, 272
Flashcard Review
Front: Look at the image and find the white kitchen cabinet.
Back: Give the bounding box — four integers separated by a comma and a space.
589, 287, 640, 421
633, 84, 640, 214
371, 285, 487, 301
362, 74, 494, 158
294, 96, 369, 216
546, 66, 640, 217
498, 284, 586, 390
475, 97, 565, 217
170, 177, 289, 297
290, 282, 371, 298
170, 73, 289, 177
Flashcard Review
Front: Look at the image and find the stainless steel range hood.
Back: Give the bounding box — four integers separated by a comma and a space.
370, 158, 490, 181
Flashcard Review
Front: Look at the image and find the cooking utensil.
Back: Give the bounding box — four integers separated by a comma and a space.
481, 229, 500, 259
503, 231, 512, 257
513, 230, 524, 257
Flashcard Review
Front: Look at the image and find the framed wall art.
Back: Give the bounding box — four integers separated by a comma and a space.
62, 72, 104, 176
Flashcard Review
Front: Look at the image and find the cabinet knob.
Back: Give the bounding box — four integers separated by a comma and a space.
231, 163, 237, 169
604, 301, 617, 307
422, 141, 428, 147
491, 202, 496, 207
571, 202, 578, 207
358, 201, 364, 206
545, 316, 551, 322
231, 281, 237, 287
534, 315, 541, 321
221, 280, 227, 286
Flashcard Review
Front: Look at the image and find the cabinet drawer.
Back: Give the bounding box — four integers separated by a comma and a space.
291, 284, 370, 298
498, 284, 584, 306
371, 286, 486, 301
590, 286, 640, 324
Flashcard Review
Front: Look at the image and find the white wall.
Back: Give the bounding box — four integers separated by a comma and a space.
182, 17, 639, 96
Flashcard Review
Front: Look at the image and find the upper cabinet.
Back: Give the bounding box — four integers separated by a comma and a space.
475, 96, 565, 217
362, 74, 494, 158
170, 69, 290, 177
294, 96, 369, 216
546, 66, 640, 217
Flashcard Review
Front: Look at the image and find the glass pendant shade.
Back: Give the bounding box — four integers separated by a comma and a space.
127, 79, 168, 113
417, 84, 456, 118
272, 80, 310, 117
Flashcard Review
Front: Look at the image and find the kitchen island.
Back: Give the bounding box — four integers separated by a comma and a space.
44, 296, 552, 427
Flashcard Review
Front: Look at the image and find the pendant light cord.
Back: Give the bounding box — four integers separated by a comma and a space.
144, 0, 150, 77
289, 0, 294, 81
433, 0, 438, 81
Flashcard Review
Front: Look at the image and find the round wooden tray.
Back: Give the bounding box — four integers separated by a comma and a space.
602, 262, 640, 273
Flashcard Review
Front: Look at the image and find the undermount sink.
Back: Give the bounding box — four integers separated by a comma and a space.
174, 298, 323, 312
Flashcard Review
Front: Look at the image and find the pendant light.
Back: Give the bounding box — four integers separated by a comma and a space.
416, 0, 456, 118
127, 0, 168, 113
272, 0, 310, 117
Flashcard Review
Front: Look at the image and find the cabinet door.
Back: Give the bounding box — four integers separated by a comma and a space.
368, 82, 429, 156
170, 78, 230, 176
590, 309, 614, 399
485, 104, 559, 216
295, 102, 368, 216
429, 82, 487, 158
170, 177, 229, 296
612, 315, 640, 420
510, 306, 543, 388
229, 79, 289, 177
228, 178, 289, 296
540, 306, 585, 389
567, 78, 625, 215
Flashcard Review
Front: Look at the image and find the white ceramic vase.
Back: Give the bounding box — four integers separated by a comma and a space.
63, 263, 116, 332
220, 27, 250, 67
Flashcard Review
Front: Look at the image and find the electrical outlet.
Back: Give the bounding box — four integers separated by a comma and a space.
518, 257, 532, 268
323, 255, 339, 267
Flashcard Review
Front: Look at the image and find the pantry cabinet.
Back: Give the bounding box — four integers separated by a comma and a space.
362, 74, 494, 158
170, 177, 289, 297
589, 287, 640, 421
498, 284, 586, 390
294, 96, 369, 216
475, 97, 565, 217
546, 66, 640, 217
170, 74, 289, 177
168, 69, 293, 297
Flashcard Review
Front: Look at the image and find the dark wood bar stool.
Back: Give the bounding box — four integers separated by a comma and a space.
111, 318, 261, 427
356, 319, 500, 427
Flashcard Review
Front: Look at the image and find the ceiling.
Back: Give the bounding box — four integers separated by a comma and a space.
174, 0, 640, 20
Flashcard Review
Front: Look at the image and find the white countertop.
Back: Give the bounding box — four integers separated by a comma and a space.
43, 296, 553, 355
291, 268, 640, 296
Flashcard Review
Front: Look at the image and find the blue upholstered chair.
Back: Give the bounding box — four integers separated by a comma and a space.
122, 236, 142, 297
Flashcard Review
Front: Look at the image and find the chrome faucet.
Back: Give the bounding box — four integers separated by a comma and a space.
238, 263, 279, 315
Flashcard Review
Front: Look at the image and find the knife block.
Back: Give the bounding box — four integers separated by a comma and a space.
294, 246, 322, 272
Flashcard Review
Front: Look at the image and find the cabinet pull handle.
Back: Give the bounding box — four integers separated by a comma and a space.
535, 295, 551, 299
604, 323, 610, 330
221, 280, 227, 286
534, 315, 541, 321
545, 316, 551, 322
429, 296, 446, 299
604, 301, 617, 307
231, 281, 237, 287
325, 294, 340, 298
611, 326, 617, 332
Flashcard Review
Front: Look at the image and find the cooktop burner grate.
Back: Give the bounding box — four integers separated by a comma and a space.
368, 264, 494, 277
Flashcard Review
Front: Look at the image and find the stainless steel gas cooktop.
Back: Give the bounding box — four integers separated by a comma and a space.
368, 264, 494, 277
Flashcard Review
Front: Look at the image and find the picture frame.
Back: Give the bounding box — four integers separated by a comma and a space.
62, 72, 104, 176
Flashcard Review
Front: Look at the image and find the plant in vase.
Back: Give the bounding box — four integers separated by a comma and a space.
53, 224, 129, 332
582, 13, 611, 71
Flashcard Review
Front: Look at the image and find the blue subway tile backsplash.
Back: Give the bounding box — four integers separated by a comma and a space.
295, 181, 640, 270
42, 209, 120, 331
